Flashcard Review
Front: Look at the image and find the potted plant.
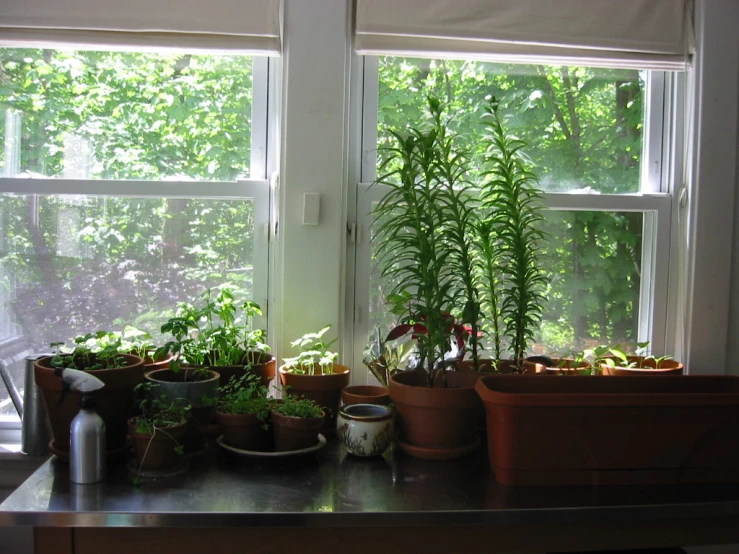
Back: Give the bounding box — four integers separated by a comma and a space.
279, 326, 350, 432
270, 394, 325, 452
372, 97, 483, 460
128, 382, 190, 480
474, 97, 547, 374
148, 305, 220, 453
597, 343, 684, 375
33, 332, 146, 460
155, 286, 275, 389
216, 373, 274, 451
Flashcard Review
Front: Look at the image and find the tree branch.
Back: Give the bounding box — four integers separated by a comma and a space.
537, 65, 572, 141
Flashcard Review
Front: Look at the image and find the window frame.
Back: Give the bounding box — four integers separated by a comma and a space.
347, 56, 681, 384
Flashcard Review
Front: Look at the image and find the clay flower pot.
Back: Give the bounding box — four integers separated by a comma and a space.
216, 411, 271, 451
128, 417, 187, 472
341, 385, 391, 406
388, 370, 482, 460
542, 358, 593, 375
337, 403, 394, 457
208, 351, 276, 390
271, 409, 325, 452
456, 359, 542, 374
34, 353, 146, 460
279, 363, 350, 433
601, 356, 684, 376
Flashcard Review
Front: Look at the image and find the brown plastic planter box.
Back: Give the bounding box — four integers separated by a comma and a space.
475, 375, 739, 486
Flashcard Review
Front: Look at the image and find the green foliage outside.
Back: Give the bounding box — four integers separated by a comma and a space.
0, 49, 257, 349
372, 58, 645, 354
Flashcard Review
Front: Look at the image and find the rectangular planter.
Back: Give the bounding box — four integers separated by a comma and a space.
476, 375, 739, 486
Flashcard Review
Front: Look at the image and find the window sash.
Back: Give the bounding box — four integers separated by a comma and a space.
347, 56, 676, 385
0, 56, 274, 432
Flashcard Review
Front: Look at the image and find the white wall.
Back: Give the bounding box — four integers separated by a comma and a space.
273, 0, 351, 363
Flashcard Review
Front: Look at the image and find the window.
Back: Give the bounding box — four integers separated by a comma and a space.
0, 48, 272, 425
349, 57, 676, 381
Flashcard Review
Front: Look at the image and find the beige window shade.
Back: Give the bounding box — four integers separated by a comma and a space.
355, 0, 693, 70
0, 0, 280, 53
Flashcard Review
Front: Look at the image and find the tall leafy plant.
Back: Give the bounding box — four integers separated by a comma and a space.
427, 98, 482, 370
373, 96, 483, 381
479, 98, 546, 368
372, 105, 452, 385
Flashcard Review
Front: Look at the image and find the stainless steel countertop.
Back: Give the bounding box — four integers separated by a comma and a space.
3, 438, 739, 528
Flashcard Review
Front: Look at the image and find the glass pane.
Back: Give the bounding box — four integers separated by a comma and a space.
377, 58, 645, 194
0, 49, 253, 181
366, 205, 643, 360
0, 194, 255, 382
536, 210, 643, 356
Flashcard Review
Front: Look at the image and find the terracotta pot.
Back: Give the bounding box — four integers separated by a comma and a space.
209, 352, 276, 390
34, 353, 146, 457
456, 359, 542, 374
216, 411, 271, 451
279, 364, 351, 432
541, 358, 593, 375
271, 409, 325, 452
341, 385, 391, 406
145, 368, 220, 453
143, 355, 172, 370
601, 356, 684, 376
476, 374, 739, 486
388, 370, 482, 460
337, 403, 394, 457
128, 417, 187, 472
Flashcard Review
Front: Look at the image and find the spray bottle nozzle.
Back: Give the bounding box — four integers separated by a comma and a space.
54, 368, 105, 407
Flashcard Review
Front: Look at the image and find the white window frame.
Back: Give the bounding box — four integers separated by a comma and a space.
0, 54, 275, 431
346, 57, 681, 385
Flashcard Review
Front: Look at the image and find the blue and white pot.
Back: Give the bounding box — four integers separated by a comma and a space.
337, 403, 394, 457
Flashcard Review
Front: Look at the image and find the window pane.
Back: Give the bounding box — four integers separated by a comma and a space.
0, 49, 253, 181
378, 57, 645, 194
536, 210, 643, 355
0, 193, 255, 357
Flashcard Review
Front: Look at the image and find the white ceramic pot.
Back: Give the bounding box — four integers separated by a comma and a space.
336, 403, 394, 457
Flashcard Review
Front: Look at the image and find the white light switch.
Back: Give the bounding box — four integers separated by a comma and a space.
302, 192, 320, 225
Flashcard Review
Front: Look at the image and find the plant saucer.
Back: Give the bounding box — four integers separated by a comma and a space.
216, 434, 327, 458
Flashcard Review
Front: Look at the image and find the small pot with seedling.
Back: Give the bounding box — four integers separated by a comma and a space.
216, 373, 274, 451
128, 382, 190, 480
279, 326, 350, 433
270, 395, 325, 452
598, 343, 683, 376
34, 332, 146, 460
155, 287, 274, 388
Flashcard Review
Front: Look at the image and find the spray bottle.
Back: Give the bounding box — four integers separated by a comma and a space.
55, 367, 106, 484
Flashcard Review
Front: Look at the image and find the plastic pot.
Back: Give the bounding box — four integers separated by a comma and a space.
145, 368, 220, 453
476, 374, 739, 486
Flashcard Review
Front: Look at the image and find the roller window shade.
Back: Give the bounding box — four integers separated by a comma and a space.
355, 0, 693, 70
0, 0, 281, 54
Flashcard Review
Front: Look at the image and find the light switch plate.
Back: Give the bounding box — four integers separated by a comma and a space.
303, 192, 320, 225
